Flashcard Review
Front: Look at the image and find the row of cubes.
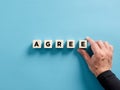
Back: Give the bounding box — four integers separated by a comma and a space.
33, 40, 87, 48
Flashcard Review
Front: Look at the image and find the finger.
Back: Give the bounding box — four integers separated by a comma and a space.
104, 41, 109, 49
78, 48, 91, 64
97, 40, 105, 49
86, 37, 100, 54
96, 41, 101, 48
109, 45, 114, 51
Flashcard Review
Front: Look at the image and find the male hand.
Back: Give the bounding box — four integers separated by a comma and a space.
78, 37, 113, 77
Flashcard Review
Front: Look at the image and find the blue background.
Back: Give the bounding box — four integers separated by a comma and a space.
0, 0, 120, 90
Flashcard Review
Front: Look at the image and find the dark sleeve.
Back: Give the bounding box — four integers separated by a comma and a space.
97, 70, 120, 90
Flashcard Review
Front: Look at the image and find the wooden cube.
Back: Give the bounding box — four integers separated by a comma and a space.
33, 40, 42, 48
67, 40, 75, 48
44, 40, 52, 48
55, 40, 64, 48
79, 40, 87, 48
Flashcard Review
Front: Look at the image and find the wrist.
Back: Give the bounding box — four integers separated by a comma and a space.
94, 69, 111, 77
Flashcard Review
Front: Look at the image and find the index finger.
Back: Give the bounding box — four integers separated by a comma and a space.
86, 37, 100, 54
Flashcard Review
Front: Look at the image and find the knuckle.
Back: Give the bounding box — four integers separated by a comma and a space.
100, 52, 105, 56
96, 53, 105, 58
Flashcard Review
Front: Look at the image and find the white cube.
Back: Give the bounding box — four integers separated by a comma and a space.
79, 40, 87, 48
33, 40, 42, 48
67, 40, 75, 48
44, 40, 52, 48
55, 40, 64, 48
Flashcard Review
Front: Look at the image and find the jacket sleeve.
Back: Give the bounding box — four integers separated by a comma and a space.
97, 70, 120, 90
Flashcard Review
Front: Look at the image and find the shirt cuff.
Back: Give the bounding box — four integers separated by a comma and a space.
97, 70, 116, 86
97, 70, 114, 80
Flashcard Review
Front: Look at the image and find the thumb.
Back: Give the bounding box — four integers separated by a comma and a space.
78, 48, 91, 64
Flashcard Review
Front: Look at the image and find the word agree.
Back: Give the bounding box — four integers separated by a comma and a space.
33, 40, 87, 49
